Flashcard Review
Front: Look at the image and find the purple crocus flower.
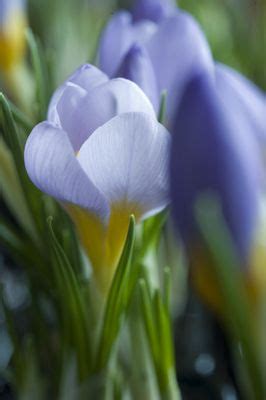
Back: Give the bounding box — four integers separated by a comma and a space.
24, 64, 170, 292
170, 73, 262, 265
117, 43, 159, 112
215, 63, 266, 145
132, 0, 176, 23
99, 8, 213, 117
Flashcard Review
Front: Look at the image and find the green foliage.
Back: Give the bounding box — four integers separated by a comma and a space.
179, 0, 266, 89
26, 30, 52, 121
48, 217, 92, 380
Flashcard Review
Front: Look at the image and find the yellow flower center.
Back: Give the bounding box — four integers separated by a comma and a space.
67, 202, 142, 293
0, 11, 27, 72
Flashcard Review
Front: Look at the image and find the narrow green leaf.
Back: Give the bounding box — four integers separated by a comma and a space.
8, 99, 33, 132
0, 139, 38, 242
139, 279, 159, 366
26, 29, 49, 121
139, 281, 181, 399
153, 291, 174, 373
0, 92, 46, 243
0, 93, 24, 172
141, 209, 168, 258
0, 219, 40, 268
158, 90, 167, 124
18, 339, 45, 400
163, 266, 171, 314
47, 217, 91, 379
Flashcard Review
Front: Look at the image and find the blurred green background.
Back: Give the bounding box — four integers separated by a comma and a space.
179, 0, 265, 89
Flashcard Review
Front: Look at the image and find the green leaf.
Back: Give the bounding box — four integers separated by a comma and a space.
47, 217, 91, 380
139, 280, 181, 399
128, 292, 161, 399
0, 94, 42, 246
0, 139, 38, 242
0, 93, 25, 175
26, 29, 50, 121
139, 279, 159, 367
95, 215, 136, 371
163, 266, 171, 314
0, 92, 46, 242
158, 91, 167, 125
0, 219, 38, 267
153, 291, 174, 373
17, 339, 45, 400
4, 97, 33, 132
141, 209, 168, 258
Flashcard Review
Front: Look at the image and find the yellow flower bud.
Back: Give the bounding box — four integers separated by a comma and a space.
0, 1, 27, 72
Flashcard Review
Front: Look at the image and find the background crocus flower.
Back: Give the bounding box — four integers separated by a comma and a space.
25, 64, 170, 293
99, 10, 157, 79
170, 73, 263, 309
132, 0, 176, 23
99, 8, 213, 118
117, 43, 159, 112
215, 63, 266, 145
0, 0, 27, 72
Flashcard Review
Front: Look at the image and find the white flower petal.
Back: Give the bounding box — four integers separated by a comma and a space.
24, 121, 109, 220
77, 112, 170, 218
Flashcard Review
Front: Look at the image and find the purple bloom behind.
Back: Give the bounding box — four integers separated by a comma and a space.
99, 8, 213, 122
170, 74, 262, 262
132, 0, 175, 23
117, 44, 159, 112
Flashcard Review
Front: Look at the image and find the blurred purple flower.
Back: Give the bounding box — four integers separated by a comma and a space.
117, 43, 159, 111
99, 8, 213, 117
132, 0, 176, 23
215, 63, 266, 145
24, 64, 170, 292
170, 73, 263, 264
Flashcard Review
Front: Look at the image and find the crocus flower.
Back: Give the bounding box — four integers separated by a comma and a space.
0, 0, 27, 72
132, 0, 176, 23
170, 73, 263, 308
24, 64, 170, 292
99, 8, 213, 118
117, 43, 159, 112
215, 63, 266, 145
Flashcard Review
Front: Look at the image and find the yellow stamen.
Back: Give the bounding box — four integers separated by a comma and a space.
66, 202, 142, 293
192, 242, 266, 318
0, 11, 27, 72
